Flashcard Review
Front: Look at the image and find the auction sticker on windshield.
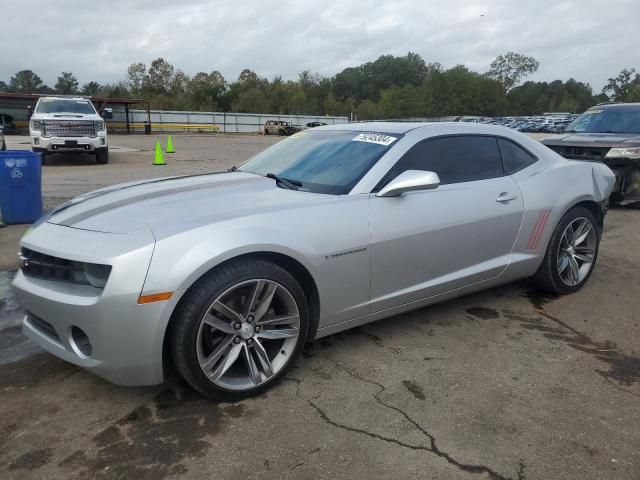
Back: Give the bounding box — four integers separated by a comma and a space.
352, 133, 398, 146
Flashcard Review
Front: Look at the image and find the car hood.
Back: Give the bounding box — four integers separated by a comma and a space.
31, 113, 102, 121
542, 132, 640, 148
47, 172, 335, 234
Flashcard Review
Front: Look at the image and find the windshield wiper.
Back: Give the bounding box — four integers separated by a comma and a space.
228, 166, 239, 172
265, 173, 302, 190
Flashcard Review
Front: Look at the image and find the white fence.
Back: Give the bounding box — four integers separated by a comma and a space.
107, 109, 349, 134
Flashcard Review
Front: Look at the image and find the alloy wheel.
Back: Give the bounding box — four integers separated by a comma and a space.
195, 279, 300, 391
556, 217, 597, 287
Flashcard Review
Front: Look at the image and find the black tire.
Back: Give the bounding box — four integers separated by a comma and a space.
532, 206, 600, 295
170, 259, 310, 401
278, 129, 285, 136
264, 129, 269, 135
96, 148, 109, 164
32, 148, 45, 164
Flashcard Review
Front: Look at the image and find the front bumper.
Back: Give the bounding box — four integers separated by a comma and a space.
30, 133, 107, 152
607, 163, 640, 201
11, 222, 178, 386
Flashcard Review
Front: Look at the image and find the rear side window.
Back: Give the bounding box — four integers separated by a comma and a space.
497, 138, 537, 174
386, 135, 503, 185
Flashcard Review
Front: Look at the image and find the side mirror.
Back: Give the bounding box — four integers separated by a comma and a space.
26, 106, 33, 120
101, 107, 113, 119
376, 170, 440, 197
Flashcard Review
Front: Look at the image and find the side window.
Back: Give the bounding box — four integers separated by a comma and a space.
497, 138, 537, 174
387, 135, 503, 186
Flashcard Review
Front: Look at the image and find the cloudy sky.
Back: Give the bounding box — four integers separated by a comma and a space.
2, 0, 639, 91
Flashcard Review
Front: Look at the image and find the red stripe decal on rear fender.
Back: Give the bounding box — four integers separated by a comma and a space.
533, 210, 552, 250
527, 211, 544, 250
528, 210, 551, 251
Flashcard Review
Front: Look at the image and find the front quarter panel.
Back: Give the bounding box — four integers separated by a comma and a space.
144, 195, 372, 333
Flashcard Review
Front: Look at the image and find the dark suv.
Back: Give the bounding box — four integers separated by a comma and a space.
542, 103, 640, 202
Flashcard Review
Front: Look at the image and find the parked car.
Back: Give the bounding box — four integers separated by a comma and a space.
542, 103, 640, 203
0, 113, 18, 134
28, 96, 113, 164
264, 120, 299, 136
306, 122, 328, 128
13, 122, 614, 401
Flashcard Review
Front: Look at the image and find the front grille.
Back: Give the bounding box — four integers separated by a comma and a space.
19, 248, 110, 288
28, 313, 60, 343
548, 145, 609, 161
43, 120, 95, 137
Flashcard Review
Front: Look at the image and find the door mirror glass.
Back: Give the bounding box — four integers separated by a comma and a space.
101, 107, 113, 119
26, 106, 33, 120
376, 170, 440, 197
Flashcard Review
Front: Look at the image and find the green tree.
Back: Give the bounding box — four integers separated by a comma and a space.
355, 99, 379, 120
626, 84, 640, 102
487, 52, 540, 91
9, 70, 43, 93
99, 81, 130, 98
81, 81, 101, 96
127, 62, 147, 97
602, 68, 640, 101
55, 72, 79, 94
188, 71, 227, 110
235, 87, 268, 113
146, 58, 175, 95
0, 81, 8, 92
508, 79, 597, 115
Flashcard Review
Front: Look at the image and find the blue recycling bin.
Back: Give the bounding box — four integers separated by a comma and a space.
0, 150, 43, 224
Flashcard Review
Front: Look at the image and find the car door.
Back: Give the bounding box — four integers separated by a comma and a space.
369, 135, 524, 312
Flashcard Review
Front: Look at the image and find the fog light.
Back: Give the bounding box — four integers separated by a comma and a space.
69, 326, 92, 357
33, 138, 40, 145
100, 138, 105, 145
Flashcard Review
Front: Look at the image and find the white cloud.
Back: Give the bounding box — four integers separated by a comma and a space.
1, 0, 638, 91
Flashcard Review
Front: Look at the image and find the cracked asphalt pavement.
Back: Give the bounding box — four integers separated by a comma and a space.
0, 134, 639, 479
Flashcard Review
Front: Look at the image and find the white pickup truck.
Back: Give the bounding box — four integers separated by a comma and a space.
29, 96, 112, 164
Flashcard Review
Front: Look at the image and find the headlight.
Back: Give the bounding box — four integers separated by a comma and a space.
19, 247, 112, 289
605, 147, 640, 159
30, 119, 43, 131
95, 120, 105, 132
83, 263, 111, 288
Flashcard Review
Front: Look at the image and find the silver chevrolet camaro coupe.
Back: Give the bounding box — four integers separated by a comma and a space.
12, 122, 615, 400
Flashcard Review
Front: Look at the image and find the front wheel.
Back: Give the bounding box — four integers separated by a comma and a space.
95, 148, 109, 164
533, 206, 600, 294
170, 259, 310, 401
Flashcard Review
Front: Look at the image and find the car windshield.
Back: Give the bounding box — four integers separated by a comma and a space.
239, 130, 400, 194
565, 107, 640, 134
36, 99, 96, 115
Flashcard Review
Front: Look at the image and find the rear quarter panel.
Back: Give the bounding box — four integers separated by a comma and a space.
506, 149, 615, 279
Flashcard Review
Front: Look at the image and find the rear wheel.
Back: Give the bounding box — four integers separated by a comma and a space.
533, 206, 599, 294
170, 259, 309, 401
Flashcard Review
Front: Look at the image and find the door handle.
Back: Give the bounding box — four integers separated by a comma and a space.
496, 192, 518, 203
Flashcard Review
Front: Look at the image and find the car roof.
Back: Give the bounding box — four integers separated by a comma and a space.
313, 121, 520, 136
591, 102, 640, 110
38, 96, 91, 101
